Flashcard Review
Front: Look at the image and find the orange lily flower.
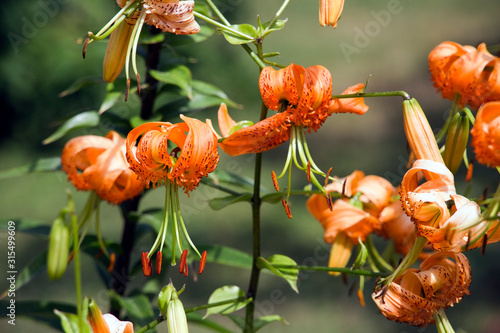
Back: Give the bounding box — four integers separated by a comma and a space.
372, 251, 471, 326
215, 64, 368, 217
400, 159, 497, 251
379, 190, 433, 259
429, 41, 500, 109
126, 115, 218, 275
307, 170, 392, 273
88, 298, 133, 333
319, 0, 345, 28
126, 115, 219, 193
471, 101, 500, 167
61, 131, 145, 204
217, 64, 368, 156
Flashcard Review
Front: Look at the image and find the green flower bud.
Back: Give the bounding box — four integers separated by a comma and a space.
443, 111, 469, 174
158, 282, 176, 317
47, 217, 70, 280
167, 291, 189, 333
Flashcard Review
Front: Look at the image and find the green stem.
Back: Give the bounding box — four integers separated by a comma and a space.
273, 265, 388, 277
204, 0, 230, 25
193, 11, 254, 41
244, 102, 268, 333
434, 308, 456, 333
262, 0, 290, 36
331, 90, 411, 100
364, 235, 394, 273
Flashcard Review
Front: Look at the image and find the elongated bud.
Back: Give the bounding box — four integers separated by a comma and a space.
167, 290, 189, 333
443, 111, 470, 174
328, 231, 354, 276
319, 0, 345, 28
103, 22, 134, 83
47, 218, 70, 280
402, 98, 443, 164
158, 282, 176, 317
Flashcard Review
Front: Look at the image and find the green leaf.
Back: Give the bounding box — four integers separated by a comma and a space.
258, 19, 288, 38
261, 192, 284, 204
43, 111, 100, 145
208, 193, 252, 210
203, 169, 255, 192
204, 285, 251, 318
202, 244, 252, 270
99, 82, 122, 114
257, 255, 299, 293
150, 66, 193, 99
129, 114, 162, 129
58, 76, 103, 97
0, 157, 61, 179
351, 237, 368, 269
221, 24, 257, 45
228, 314, 289, 332
109, 292, 156, 327
54, 309, 92, 333
191, 80, 240, 109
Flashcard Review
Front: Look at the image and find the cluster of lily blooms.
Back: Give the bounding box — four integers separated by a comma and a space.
62, 0, 500, 330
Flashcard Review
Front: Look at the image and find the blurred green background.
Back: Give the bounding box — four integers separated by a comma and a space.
1, 0, 500, 332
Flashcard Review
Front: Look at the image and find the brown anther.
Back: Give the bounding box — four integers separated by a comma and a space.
281, 199, 292, 219
136, 73, 141, 95
306, 162, 311, 183
271, 171, 280, 191
107, 253, 116, 273
324, 167, 332, 187
141, 252, 152, 277
125, 78, 131, 102
465, 159, 474, 182
68, 251, 74, 264
481, 233, 488, 256
326, 192, 333, 211
156, 251, 163, 275
95, 249, 103, 259
179, 249, 188, 275
199, 250, 207, 275
341, 179, 347, 198
82, 37, 90, 59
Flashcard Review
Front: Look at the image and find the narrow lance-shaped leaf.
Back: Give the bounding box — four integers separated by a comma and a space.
43, 111, 100, 145
150, 65, 193, 99
220, 24, 257, 45
0, 157, 61, 179
257, 255, 299, 293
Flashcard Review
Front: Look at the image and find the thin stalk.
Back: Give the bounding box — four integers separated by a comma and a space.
193, 11, 254, 41
273, 265, 388, 278
332, 90, 411, 100
262, 0, 290, 36
204, 0, 230, 25
244, 102, 268, 333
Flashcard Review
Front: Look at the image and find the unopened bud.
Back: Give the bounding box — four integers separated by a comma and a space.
158, 282, 176, 317
47, 218, 70, 280
443, 111, 470, 174
167, 291, 189, 333
103, 22, 134, 83
319, 0, 345, 28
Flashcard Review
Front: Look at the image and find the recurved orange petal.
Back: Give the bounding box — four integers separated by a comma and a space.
329, 83, 369, 115
169, 115, 219, 193
217, 103, 237, 138
218, 111, 291, 156
471, 101, 500, 167
259, 64, 305, 111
